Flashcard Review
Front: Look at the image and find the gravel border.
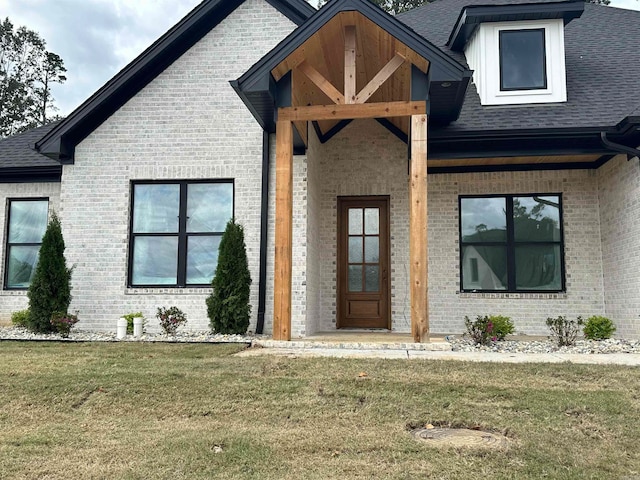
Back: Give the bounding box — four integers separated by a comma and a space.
0, 326, 257, 344
2, 326, 639, 354
447, 336, 640, 354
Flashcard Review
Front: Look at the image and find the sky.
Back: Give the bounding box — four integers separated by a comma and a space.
1, 0, 638, 117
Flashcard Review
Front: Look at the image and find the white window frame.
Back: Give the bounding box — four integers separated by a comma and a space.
465, 19, 567, 106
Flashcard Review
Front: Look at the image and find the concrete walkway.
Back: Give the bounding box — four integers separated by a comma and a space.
238, 345, 640, 366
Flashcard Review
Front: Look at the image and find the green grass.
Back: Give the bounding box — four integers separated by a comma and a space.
0, 342, 639, 479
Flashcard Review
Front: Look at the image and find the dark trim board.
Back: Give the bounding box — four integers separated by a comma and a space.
0, 167, 62, 183
428, 157, 613, 175
256, 131, 270, 335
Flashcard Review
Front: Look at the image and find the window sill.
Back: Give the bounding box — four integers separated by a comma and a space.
125, 287, 212, 295
0, 289, 28, 296
458, 291, 567, 299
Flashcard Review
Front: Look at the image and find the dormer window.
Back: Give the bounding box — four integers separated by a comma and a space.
465, 20, 566, 105
446, 2, 584, 106
499, 29, 547, 91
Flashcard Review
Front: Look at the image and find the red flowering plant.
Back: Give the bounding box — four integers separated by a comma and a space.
50, 311, 79, 338
156, 306, 187, 335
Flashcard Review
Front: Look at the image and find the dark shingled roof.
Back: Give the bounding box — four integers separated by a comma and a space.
398, 1, 640, 133
0, 121, 62, 170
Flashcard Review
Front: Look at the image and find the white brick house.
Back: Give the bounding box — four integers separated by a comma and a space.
1, 0, 639, 340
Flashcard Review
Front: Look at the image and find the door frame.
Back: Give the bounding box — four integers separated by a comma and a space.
336, 195, 391, 330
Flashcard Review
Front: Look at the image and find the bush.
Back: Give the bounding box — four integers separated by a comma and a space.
464, 315, 515, 345
123, 312, 145, 335
207, 220, 252, 335
156, 306, 186, 335
50, 311, 79, 338
11, 309, 30, 327
546, 316, 584, 347
488, 315, 515, 341
27, 212, 72, 333
583, 315, 616, 340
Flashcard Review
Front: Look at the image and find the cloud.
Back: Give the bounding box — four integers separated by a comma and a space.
0, 0, 198, 115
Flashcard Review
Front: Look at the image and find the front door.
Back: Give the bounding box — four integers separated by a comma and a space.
337, 196, 390, 329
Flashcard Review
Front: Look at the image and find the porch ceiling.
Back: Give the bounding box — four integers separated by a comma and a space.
271, 11, 429, 141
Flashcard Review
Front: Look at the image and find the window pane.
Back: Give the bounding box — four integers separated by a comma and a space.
462, 245, 507, 290
514, 196, 560, 242
364, 208, 379, 234
516, 244, 562, 290
500, 29, 546, 90
461, 197, 507, 242
8, 201, 48, 243
6, 245, 39, 288
348, 265, 363, 292
132, 236, 178, 285
187, 183, 233, 233
133, 184, 180, 233
364, 265, 379, 292
186, 235, 222, 284
364, 236, 379, 263
348, 237, 363, 263
348, 208, 363, 235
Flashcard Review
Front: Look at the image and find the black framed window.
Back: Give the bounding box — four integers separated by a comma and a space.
128, 180, 233, 287
4, 198, 49, 289
499, 29, 547, 91
460, 194, 564, 292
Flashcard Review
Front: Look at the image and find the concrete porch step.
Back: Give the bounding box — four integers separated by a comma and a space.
253, 339, 452, 351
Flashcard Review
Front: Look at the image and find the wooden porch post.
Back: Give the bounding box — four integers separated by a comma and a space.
410, 114, 429, 343
273, 119, 293, 341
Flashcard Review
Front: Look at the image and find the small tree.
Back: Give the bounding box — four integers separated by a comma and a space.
27, 212, 72, 333
207, 220, 252, 334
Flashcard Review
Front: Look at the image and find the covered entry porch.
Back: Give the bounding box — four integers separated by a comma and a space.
233, 0, 470, 342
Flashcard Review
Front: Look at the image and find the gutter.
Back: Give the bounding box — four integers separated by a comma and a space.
600, 132, 640, 160
256, 130, 270, 334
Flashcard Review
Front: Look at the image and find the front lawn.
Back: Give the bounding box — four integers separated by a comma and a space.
0, 342, 638, 479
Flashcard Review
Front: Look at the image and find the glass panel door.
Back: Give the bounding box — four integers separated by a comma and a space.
347, 207, 381, 293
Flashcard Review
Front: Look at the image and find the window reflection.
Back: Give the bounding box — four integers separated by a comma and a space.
460, 195, 563, 292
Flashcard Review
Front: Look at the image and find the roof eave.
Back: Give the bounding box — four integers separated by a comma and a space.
35, 0, 315, 162
447, 1, 585, 52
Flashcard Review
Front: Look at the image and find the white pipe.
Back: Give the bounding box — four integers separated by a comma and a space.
117, 318, 127, 339
133, 317, 143, 338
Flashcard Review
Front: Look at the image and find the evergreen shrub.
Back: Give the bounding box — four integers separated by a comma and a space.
207, 220, 252, 335
27, 212, 72, 333
583, 316, 616, 340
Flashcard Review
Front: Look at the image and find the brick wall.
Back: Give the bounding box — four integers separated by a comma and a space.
0, 182, 61, 324
299, 119, 607, 336
59, 0, 296, 332
598, 154, 640, 338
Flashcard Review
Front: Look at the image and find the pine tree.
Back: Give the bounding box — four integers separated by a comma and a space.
207, 220, 252, 334
27, 212, 72, 333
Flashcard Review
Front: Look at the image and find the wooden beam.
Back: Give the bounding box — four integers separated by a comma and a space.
273, 119, 293, 341
344, 25, 357, 104
298, 61, 345, 105
278, 100, 425, 122
355, 53, 405, 104
410, 114, 429, 343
